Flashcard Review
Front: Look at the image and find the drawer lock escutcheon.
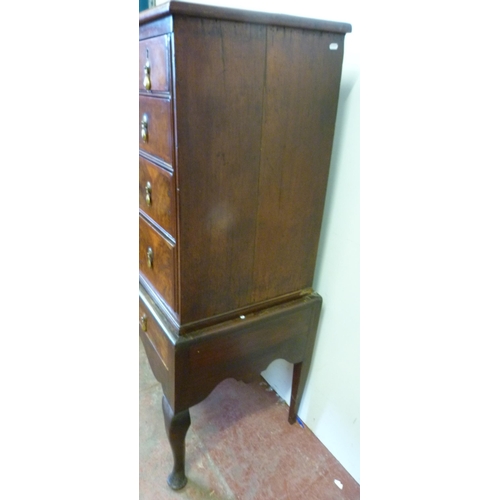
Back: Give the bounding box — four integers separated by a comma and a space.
143, 60, 151, 90
147, 247, 154, 268
141, 114, 148, 143
145, 181, 152, 206
140, 314, 147, 332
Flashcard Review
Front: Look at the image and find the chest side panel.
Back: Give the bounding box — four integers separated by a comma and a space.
174, 16, 266, 323
173, 16, 345, 325
251, 29, 345, 301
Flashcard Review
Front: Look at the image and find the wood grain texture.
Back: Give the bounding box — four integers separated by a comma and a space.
175, 300, 315, 411
174, 16, 344, 324
139, 15, 173, 39
138, 5, 350, 490
139, 280, 321, 415
251, 29, 345, 302
139, 156, 176, 240
139, 299, 175, 377
139, 35, 171, 95
174, 16, 266, 323
139, 95, 174, 167
139, 325, 174, 402
139, 214, 177, 314
140, 1, 352, 34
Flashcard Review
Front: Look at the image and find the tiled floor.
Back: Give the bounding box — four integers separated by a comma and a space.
140, 340, 360, 499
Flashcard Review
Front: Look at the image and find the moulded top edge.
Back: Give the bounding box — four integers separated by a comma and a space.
139, 1, 352, 34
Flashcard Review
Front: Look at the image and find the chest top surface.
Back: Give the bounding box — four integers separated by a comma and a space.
139, 1, 352, 33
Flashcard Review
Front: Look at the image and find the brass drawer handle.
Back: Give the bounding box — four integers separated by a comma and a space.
140, 314, 147, 332
143, 60, 151, 90
145, 181, 152, 206
147, 247, 154, 268
141, 114, 148, 142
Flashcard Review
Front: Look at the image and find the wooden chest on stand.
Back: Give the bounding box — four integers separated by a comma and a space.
139, 1, 351, 490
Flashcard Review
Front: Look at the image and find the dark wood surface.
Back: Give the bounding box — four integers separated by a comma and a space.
139, 282, 321, 416
162, 397, 190, 490
139, 214, 177, 315
174, 15, 344, 324
139, 35, 171, 95
139, 298, 175, 376
138, 3, 350, 490
139, 156, 177, 240
139, 282, 322, 490
251, 28, 344, 303
139, 15, 173, 40
175, 295, 322, 413
174, 16, 266, 324
139, 95, 174, 168
140, 1, 352, 34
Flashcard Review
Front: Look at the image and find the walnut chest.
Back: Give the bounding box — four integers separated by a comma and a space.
139, 1, 351, 490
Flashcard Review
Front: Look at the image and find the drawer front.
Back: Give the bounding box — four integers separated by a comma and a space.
139, 215, 176, 312
139, 156, 176, 239
139, 297, 174, 371
139, 95, 174, 166
139, 35, 171, 94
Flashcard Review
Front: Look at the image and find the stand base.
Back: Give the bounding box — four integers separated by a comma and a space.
139, 284, 322, 491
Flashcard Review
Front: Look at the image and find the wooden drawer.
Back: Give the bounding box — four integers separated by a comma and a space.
139, 296, 174, 373
139, 35, 171, 94
139, 215, 176, 312
139, 156, 176, 239
139, 95, 174, 167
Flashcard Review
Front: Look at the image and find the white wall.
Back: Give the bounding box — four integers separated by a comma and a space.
157, 0, 361, 483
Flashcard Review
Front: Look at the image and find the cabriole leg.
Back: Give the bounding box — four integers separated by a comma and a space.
162, 395, 191, 490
